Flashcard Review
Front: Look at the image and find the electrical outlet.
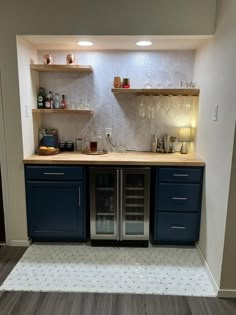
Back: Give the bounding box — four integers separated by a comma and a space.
105, 128, 112, 137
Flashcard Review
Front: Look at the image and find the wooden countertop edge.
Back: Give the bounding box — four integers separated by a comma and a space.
23, 161, 205, 166
23, 153, 205, 167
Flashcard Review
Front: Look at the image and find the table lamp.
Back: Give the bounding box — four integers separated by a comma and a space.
178, 127, 191, 154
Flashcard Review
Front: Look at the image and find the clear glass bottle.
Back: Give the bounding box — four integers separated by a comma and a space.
53, 93, 60, 109
49, 91, 54, 109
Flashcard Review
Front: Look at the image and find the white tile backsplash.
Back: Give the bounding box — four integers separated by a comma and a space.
37, 50, 197, 151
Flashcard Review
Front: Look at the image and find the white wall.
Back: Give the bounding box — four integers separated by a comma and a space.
194, 0, 236, 287
220, 124, 236, 290
17, 37, 39, 158
37, 50, 196, 152
0, 0, 216, 244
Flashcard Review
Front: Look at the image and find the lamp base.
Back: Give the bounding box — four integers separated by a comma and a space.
180, 142, 188, 154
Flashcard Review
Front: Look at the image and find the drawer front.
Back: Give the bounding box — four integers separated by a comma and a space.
155, 212, 200, 242
159, 168, 203, 183
25, 165, 84, 180
158, 183, 201, 212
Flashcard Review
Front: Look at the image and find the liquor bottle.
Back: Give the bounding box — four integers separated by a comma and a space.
54, 93, 60, 109
60, 94, 67, 109
45, 92, 51, 109
49, 91, 54, 109
37, 87, 45, 108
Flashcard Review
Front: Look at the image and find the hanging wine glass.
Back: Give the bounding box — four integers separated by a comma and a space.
138, 95, 145, 118
185, 96, 192, 110
149, 95, 155, 119
155, 95, 162, 115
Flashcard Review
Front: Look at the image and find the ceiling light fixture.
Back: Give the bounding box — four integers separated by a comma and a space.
136, 40, 152, 47
77, 41, 94, 46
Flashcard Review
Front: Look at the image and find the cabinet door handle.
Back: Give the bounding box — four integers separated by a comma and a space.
173, 174, 189, 177
43, 172, 65, 176
171, 226, 186, 230
116, 169, 120, 241
78, 187, 81, 207
120, 169, 123, 241
172, 197, 188, 200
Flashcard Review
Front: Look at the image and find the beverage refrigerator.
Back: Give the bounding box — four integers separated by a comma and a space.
89, 167, 150, 245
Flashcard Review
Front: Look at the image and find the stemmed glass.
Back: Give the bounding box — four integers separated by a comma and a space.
155, 95, 162, 115
185, 96, 192, 110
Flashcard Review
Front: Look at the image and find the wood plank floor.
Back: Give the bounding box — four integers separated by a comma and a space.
0, 246, 236, 315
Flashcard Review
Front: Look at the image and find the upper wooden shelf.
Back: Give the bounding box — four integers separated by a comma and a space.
111, 88, 199, 96
30, 64, 93, 73
32, 109, 93, 114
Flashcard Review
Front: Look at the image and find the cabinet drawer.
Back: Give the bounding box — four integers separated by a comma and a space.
155, 212, 200, 243
25, 165, 84, 180
159, 168, 202, 183
158, 183, 201, 212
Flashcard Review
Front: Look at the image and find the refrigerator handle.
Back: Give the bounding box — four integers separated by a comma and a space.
116, 169, 120, 241
120, 169, 123, 241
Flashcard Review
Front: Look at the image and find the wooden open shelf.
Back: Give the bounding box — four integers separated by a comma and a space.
30, 64, 93, 73
32, 109, 94, 114
111, 88, 199, 96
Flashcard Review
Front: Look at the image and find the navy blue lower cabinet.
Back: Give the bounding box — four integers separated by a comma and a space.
153, 167, 204, 245
25, 166, 86, 241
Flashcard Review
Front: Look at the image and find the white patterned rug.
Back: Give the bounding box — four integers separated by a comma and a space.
0, 245, 216, 296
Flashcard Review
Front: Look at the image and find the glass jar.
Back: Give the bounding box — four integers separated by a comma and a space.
89, 139, 97, 152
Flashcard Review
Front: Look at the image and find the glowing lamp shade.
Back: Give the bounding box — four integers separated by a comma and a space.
178, 127, 191, 154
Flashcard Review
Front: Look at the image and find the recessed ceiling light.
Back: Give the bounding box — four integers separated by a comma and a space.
77, 41, 94, 46
136, 40, 152, 47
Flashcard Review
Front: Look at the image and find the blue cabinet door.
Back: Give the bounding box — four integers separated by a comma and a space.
26, 181, 86, 241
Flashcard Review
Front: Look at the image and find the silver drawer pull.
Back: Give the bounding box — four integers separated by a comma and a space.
172, 197, 188, 200
173, 174, 189, 177
78, 187, 81, 207
171, 226, 186, 230
43, 172, 65, 176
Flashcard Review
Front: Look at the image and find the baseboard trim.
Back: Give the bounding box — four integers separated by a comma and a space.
218, 290, 236, 298
196, 243, 219, 296
9, 240, 30, 247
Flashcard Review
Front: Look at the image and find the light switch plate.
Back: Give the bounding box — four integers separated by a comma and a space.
212, 104, 218, 121
25, 104, 30, 118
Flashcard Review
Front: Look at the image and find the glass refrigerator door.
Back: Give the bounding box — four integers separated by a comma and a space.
90, 168, 118, 240
121, 168, 150, 241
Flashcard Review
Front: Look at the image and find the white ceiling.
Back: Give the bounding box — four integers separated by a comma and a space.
20, 35, 212, 51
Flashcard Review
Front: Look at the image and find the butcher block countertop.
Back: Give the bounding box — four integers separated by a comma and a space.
23, 151, 204, 166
